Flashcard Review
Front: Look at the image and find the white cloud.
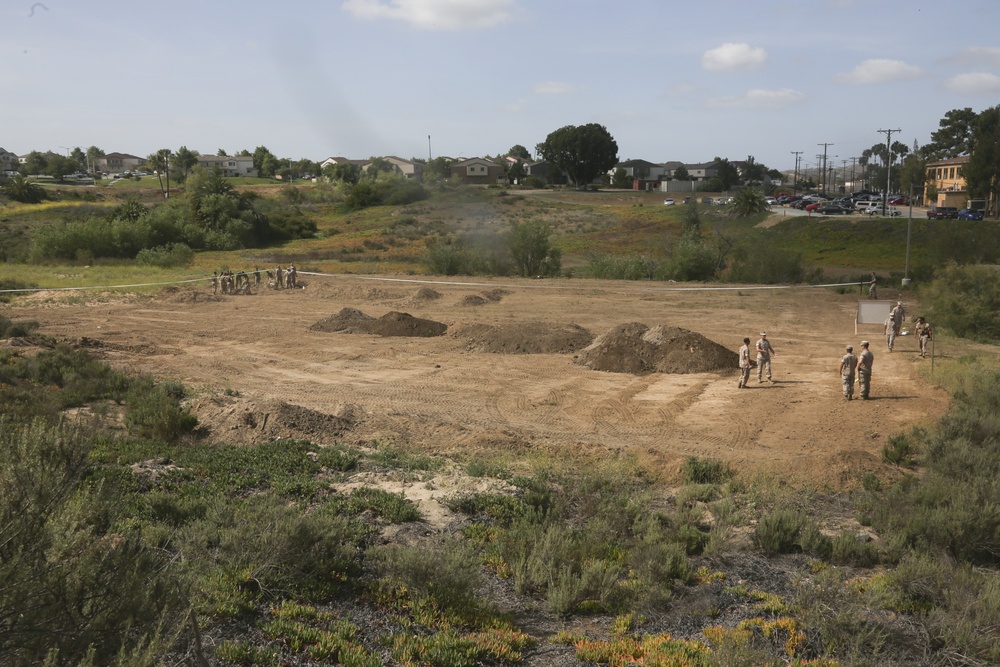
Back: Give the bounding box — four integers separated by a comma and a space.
701, 43, 767, 71
708, 88, 805, 109
532, 81, 578, 94
944, 72, 1000, 96
835, 59, 922, 85
341, 0, 516, 30
942, 46, 1000, 68
503, 98, 528, 112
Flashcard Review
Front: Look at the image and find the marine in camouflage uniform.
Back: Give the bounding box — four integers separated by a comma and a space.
839, 345, 858, 400
857, 341, 874, 400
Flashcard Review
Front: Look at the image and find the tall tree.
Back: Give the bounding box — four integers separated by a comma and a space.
537, 123, 618, 190
69, 147, 87, 171
506, 144, 531, 160
217, 148, 228, 157
965, 106, 1000, 216
85, 145, 104, 173
712, 157, 740, 190
45, 155, 78, 181
22, 151, 48, 176
172, 146, 199, 180
928, 107, 978, 158
148, 149, 172, 199
252, 146, 278, 178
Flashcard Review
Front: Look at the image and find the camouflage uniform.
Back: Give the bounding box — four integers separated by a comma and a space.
857, 343, 874, 400
840, 347, 858, 400
738, 339, 752, 388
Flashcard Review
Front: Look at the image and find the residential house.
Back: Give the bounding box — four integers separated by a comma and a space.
96, 152, 144, 174
196, 155, 258, 178
381, 156, 423, 179
0, 148, 19, 174
450, 157, 504, 185
925, 156, 970, 208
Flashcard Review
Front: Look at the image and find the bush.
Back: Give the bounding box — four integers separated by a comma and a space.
726, 232, 805, 284
921, 263, 1000, 343
751, 508, 806, 555
508, 219, 561, 277
374, 539, 486, 617
0, 420, 184, 666
135, 242, 195, 267
680, 456, 734, 485
424, 238, 469, 275
125, 380, 198, 442
588, 253, 660, 280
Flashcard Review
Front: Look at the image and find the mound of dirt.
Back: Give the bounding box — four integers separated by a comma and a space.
481, 288, 511, 302
459, 295, 488, 307
188, 396, 358, 446
413, 287, 442, 301
575, 323, 737, 375
311, 308, 447, 337
453, 321, 594, 354
160, 286, 225, 303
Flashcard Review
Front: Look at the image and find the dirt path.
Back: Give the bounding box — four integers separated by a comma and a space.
4, 275, 949, 488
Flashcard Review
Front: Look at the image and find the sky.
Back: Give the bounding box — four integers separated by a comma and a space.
3, 0, 1000, 174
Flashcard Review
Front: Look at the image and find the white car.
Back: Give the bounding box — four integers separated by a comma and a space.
663, 199, 675, 206
765, 197, 777, 206
863, 205, 901, 217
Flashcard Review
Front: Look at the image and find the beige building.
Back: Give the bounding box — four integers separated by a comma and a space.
924, 156, 969, 208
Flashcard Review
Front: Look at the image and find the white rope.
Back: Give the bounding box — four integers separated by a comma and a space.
1, 270, 865, 294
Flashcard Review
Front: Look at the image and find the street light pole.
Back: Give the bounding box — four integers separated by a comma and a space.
791, 151, 802, 196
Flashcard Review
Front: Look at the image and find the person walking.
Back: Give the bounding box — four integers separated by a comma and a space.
857, 341, 874, 400
211, 271, 218, 295
755, 332, 777, 383
890, 301, 905, 335
839, 345, 858, 400
914, 316, 932, 358
737, 337, 752, 388
868, 272, 878, 299
884, 314, 896, 352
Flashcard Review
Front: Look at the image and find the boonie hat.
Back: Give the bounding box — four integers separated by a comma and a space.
861, 340, 869, 346
760, 331, 767, 336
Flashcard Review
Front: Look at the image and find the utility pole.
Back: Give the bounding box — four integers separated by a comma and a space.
818, 143, 833, 195
816, 154, 824, 191
428, 135, 432, 162
791, 151, 803, 195
878, 128, 900, 213
850, 157, 858, 192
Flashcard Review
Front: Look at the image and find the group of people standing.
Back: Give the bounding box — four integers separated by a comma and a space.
738, 299, 933, 401
737, 332, 777, 388
210, 264, 299, 295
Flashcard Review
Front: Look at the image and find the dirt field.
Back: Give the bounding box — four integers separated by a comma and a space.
3, 274, 949, 488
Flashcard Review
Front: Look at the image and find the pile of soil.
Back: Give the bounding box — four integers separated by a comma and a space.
481, 288, 511, 302
311, 308, 447, 337
453, 321, 594, 354
413, 287, 442, 301
575, 323, 737, 375
160, 286, 224, 303
458, 289, 512, 307
459, 295, 488, 307
188, 396, 358, 446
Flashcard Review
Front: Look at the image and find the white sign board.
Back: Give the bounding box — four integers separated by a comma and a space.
856, 300, 892, 334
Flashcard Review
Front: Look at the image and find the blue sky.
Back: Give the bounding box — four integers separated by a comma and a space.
4, 0, 999, 173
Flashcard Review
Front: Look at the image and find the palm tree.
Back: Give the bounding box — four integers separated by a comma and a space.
2, 174, 45, 204
148, 149, 172, 199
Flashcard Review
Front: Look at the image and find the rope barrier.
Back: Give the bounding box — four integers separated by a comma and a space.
0, 271, 867, 294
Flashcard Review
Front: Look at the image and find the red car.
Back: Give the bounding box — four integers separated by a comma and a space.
888, 196, 909, 206
805, 202, 821, 212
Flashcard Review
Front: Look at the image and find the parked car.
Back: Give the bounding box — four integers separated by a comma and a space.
927, 206, 959, 219
805, 202, 822, 212
956, 208, 983, 220
765, 197, 777, 206
663, 198, 675, 206
864, 205, 901, 217
816, 203, 852, 215
713, 197, 727, 206
888, 195, 909, 206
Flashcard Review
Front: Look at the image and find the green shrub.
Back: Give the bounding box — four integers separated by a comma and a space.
508, 219, 561, 277
424, 238, 469, 275
0, 420, 184, 666
726, 232, 805, 284
680, 456, 734, 484
662, 238, 717, 281
921, 263, 1000, 343
135, 242, 195, 267
882, 432, 918, 466
751, 508, 806, 555
345, 487, 421, 522
374, 539, 486, 617
830, 533, 880, 566
588, 253, 660, 280
125, 381, 198, 442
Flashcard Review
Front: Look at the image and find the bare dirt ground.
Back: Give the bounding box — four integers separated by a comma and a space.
4, 275, 950, 489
